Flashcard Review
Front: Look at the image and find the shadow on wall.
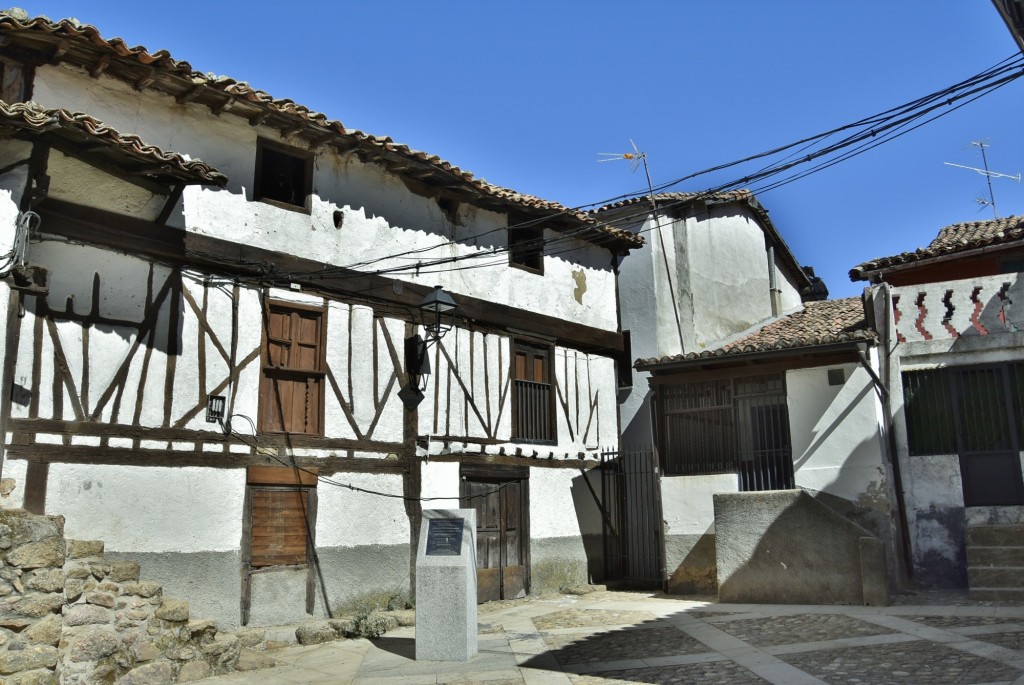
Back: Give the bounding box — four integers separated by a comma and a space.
714, 490, 889, 606
569, 468, 608, 585
666, 525, 717, 595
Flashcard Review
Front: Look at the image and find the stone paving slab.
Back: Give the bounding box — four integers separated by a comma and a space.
193, 591, 1024, 685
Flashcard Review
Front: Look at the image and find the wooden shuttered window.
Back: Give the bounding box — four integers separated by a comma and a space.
259, 301, 326, 435
246, 466, 318, 570
511, 341, 555, 442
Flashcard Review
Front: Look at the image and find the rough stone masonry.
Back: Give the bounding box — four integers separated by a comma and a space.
0, 508, 241, 684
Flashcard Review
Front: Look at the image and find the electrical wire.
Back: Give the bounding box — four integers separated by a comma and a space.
220, 411, 518, 503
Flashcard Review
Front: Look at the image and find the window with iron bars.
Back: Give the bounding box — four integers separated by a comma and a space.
660, 373, 794, 490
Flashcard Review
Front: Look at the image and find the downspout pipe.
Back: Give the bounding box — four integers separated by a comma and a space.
860, 294, 914, 583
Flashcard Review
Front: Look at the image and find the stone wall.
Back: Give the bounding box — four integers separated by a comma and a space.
0, 509, 240, 684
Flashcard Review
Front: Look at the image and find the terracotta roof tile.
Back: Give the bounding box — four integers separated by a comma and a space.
850, 215, 1024, 280
636, 298, 872, 369
592, 190, 754, 213
0, 100, 226, 185
0, 11, 640, 249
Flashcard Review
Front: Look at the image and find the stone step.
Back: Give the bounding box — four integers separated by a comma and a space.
967, 545, 1024, 567
965, 524, 1024, 547
967, 566, 1024, 589
969, 587, 1024, 601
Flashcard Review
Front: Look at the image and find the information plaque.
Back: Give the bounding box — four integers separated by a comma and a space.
425, 518, 464, 556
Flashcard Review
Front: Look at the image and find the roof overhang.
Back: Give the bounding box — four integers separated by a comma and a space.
0, 102, 227, 188
0, 13, 641, 251
638, 338, 873, 375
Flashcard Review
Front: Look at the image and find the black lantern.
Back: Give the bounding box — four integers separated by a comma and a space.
401, 285, 458, 409
419, 285, 457, 342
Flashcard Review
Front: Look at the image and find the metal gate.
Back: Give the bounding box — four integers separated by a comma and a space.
601, 447, 665, 588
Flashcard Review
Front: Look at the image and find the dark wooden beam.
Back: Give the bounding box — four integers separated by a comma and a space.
36, 199, 625, 354
4, 445, 406, 476
248, 110, 272, 127
132, 67, 157, 92
175, 85, 204, 105
89, 54, 111, 78
211, 96, 235, 117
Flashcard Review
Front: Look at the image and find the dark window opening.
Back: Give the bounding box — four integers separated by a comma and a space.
617, 330, 633, 389
660, 372, 793, 490
512, 341, 554, 442
902, 364, 1024, 506
509, 224, 544, 273
254, 139, 313, 211
258, 301, 326, 435
827, 368, 845, 386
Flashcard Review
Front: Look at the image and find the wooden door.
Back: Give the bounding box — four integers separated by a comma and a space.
461, 478, 526, 603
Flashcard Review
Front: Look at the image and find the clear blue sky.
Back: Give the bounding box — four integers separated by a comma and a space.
16, 2, 1024, 298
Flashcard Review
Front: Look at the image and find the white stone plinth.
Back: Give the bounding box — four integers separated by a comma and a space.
415, 508, 477, 661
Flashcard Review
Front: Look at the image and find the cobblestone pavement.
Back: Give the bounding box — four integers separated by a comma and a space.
195, 590, 1024, 684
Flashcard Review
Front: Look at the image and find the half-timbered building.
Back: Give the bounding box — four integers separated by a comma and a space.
0, 11, 640, 627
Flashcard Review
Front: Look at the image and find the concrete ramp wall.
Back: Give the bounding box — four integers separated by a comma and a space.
714, 490, 889, 605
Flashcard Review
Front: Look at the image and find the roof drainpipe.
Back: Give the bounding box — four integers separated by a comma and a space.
767, 244, 781, 316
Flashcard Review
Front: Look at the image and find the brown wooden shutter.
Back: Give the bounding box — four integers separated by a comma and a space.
259, 302, 326, 435
246, 466, 318, 569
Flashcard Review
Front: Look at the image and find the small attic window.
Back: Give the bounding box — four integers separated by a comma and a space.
509, 215, 544, 274
254, 139, 313, 212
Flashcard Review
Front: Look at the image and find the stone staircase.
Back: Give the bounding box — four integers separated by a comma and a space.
966, 522, 1024, 601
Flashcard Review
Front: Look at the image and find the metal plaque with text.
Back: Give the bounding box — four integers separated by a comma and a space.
425, 518, 464, 556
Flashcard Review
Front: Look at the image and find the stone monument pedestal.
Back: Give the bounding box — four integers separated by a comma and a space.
415, 508, 477, 661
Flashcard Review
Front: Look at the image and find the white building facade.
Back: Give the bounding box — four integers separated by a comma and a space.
0, 13, 637, 627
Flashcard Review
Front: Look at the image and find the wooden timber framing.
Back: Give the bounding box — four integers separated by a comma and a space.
4, 441, 405, 476
34, 199, 625, 355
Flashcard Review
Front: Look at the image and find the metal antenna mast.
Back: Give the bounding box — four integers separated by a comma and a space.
599, 141, 686, 353
944, 141, 1020, 218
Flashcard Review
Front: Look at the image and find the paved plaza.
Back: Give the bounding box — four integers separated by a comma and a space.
198, 590, 1024, 685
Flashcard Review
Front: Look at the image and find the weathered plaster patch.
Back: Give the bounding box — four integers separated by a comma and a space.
572, 268, 587, 304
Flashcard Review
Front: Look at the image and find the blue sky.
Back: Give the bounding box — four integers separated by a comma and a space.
15, 2, 1024, 298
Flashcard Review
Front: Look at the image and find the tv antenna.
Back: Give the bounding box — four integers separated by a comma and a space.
944, 141, 1020, 218
598, 140, 686, 352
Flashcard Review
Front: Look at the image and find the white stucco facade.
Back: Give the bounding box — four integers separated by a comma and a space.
0, 45, 628, 627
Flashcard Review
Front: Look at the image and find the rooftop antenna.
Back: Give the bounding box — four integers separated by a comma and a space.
944, 141, 1020, 218
598, 140, 686, 353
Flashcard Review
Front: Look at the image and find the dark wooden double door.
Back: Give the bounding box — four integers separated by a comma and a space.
460, 470, 528, 603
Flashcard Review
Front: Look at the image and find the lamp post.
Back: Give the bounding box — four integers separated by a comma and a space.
399, 285, 458, 409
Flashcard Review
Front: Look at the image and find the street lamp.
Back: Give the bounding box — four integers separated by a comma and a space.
399, 285, 458, 409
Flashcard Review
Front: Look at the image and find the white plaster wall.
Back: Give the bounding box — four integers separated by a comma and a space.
47, 464, 245, 552
787, 363, 889, 504
31, 65, 618, 332
315, 472, 409, 547
775, 257, 804, 312
661, 474, 738, 536
684, 207, 773, 350
530, 467, 590, 539
0, 459, 26, 510
420, 461, 460, 509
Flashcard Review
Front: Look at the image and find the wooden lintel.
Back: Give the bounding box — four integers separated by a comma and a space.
89, 54, 111, 79
35, 199, 626, 354
211, 96, 235, 116
427, 453, 596, 470
175, 85, 204, 105
133, 67, 157, 91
